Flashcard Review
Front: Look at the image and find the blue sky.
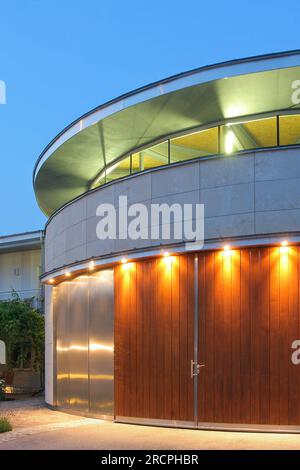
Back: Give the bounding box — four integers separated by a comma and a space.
1, 0, 300, 235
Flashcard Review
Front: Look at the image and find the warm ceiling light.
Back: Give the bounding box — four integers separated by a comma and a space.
121, 258, 128, 264
65, 272, 71, 277
280, 240, 289, 254
163, 251, 170, 257
89, 261, 95, 270
49, 278, 54, 284
223, 245, 231, 251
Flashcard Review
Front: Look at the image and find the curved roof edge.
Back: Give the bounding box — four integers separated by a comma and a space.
33, 49, 300, 182
33, 49, 300, 216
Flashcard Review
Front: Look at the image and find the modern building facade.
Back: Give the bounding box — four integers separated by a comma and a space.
0, 231, 43, 310
35, 50, 300, 430
0, 231, 43, 384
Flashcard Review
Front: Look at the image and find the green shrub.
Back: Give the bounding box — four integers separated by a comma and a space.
0, 417, 12, 433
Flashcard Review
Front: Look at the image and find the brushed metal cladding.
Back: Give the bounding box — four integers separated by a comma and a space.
68, 276, 89, 412
88, 270, 114, 416
55, 282, 70, 408
54, 270, 114, 416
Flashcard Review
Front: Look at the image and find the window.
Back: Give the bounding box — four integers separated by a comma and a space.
170, 127, 218, 163
279, 115, 300, 146
90, 112, 300, 189
132, 141, 168, 173
105, 156, 131, 183
220, 117, 277, 154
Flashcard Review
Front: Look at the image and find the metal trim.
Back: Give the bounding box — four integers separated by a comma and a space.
193, 255, 199, 426
46, 403, 113, 421
197, 422, 300, 434
115, 416, 195, 429
114, 416, 300, 433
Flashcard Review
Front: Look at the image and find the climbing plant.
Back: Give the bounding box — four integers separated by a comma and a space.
0, 293, 44, 371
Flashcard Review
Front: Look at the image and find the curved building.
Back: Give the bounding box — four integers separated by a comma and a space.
35, 50, 300, 430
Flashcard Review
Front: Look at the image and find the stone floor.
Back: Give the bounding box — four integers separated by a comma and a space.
1, 397, 300, 450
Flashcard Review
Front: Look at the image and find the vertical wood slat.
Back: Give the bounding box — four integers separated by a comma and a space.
115, 247, 300, 426
114, 255, 194, 421
198, 246, 300, 426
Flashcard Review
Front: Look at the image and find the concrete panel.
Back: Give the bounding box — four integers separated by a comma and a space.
65, 245, 87, 265
200, 183, 254, 217
114, 173, 151, 206
255, 148, 300, 181
86, 239, 116, 258
205, 213, 255, 239
53, 231, 66, 258
255, 209, 300, 234
50, 254, 67, 272
151, 162, 200, 197
151, 190, 200, 220
65, 221, 87, 251
86, 185, 115, 219
255, 178, 300, 211
199, 154, 254, 189
66, 197, 87, 226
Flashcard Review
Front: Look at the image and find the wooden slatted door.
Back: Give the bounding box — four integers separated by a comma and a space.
198, 247, 300, 426
114, 255, 195, 423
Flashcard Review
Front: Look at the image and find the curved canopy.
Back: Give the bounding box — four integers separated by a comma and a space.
34, 50, 300, 216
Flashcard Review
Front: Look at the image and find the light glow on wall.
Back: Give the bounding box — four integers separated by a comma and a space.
280, 240, 289, 254
223, 245, 233, 257
224, 129, 236, 154
57, 343, 114, 353
89, 261, 95, 270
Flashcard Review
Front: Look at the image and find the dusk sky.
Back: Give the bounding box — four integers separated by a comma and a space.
1, 0, 300, 235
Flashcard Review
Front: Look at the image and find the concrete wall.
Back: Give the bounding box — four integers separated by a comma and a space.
45, 147, 300, 272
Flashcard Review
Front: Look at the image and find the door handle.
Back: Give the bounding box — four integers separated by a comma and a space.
191, 360, 205, 378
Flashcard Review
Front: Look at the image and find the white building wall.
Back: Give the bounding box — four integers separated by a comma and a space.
0, 340, 5, 365
0, 249, 42, 307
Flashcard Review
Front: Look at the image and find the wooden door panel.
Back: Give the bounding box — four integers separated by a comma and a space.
198, 247, 300, 426
115, 255, 195, 422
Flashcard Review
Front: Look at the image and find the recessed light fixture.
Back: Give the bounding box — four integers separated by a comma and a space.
89, 261, 95, 270
163, 251, 170, 257
121, 258, 128, 264
223, 245, 231, 251
49, 278, 54, 284
281, 240, 288, 247
65, 272, 71, 277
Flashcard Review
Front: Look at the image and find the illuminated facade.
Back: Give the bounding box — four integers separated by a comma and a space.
35, 51, 300, 430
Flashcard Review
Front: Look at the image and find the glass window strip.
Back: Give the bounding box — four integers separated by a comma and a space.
91, 112, 300, 189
